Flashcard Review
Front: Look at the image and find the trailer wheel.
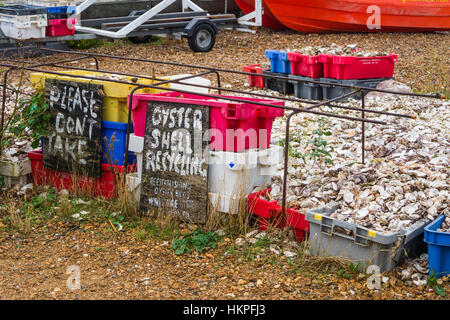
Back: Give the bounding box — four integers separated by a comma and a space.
128, 36, 151, 44
188, 24, 216, 52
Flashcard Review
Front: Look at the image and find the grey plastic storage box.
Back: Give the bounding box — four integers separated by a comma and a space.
288, 74, 322, 100
320, 77, 393, 101
263, 70, 294, 95
305, 203, 430, 272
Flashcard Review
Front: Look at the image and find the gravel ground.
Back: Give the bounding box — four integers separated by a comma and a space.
0, 217, 448, 300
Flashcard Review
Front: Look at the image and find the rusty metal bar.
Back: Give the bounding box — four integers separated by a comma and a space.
3, 58, 414, 121
3, 55, 99, 70
0, 62, 397, 121
30, 62, 407, 118
38, 47, 445, 99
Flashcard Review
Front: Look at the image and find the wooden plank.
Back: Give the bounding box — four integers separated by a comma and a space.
42, 79, 104, 178
140, 101, 209, 223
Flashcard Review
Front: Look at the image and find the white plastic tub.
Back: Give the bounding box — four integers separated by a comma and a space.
0, 5, 47, 40
165, 74, 211, 94
128, 134, 144, 179
0, 157, 32, 188
208, 145, 283, 214
126, 172, 142, 203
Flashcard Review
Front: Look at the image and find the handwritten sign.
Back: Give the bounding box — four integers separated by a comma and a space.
43, 79, 103, 178
140, 101, 209, 223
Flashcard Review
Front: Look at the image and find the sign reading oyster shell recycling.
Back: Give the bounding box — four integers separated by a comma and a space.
141, 101, 209, 223
43, 79, 103, 178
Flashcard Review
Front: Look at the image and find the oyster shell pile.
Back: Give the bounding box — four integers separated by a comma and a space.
265, 84, 449, 233
437, 211, 450, 233
395, 254, 429, 286
285, 43, 389, 57
1, 140, 33, 162
0, 85, 35, 161
260, 62, 271, 69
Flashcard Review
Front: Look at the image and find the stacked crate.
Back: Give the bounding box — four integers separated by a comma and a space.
26, 0, 77, 37
263, 50, 294, 95
26, 70, 170, 198
0, 1, 78, 40
127, 91, 285, 214
289, 50, 397, 101
0, 5, 47, 40
258, 49, 397, 102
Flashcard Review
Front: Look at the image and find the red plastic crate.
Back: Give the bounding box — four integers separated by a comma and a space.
46, 18, 76, 37
319, 53, 398, 80
27, 150, 136, 199
243, 64, 266, 88
247, 188, 309, 242
129, 92, 285, 152
247, 189, 283, 231
288, 52, 323, 78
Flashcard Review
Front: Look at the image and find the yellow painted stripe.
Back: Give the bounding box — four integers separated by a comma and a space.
368, 230, 377, 238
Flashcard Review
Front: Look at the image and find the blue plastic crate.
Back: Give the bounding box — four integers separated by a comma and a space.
265, 50, 291, 74
26, 5, 75, 14
102, 121, 136, 166
47, 6, 76, 14
424, 214, 450, 279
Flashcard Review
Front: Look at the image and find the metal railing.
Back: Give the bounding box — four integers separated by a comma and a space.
0, 47, 444, 225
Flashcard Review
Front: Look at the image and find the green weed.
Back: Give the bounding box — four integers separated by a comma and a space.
65, 39, 109, 50
6, 94, 50, 148
171, 229, 219, 255
279, 117, 334, 167
427, 270, 446, 297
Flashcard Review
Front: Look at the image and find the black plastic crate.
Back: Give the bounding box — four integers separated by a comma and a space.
320, 77, 393, 101
0, 5, 46, 16
288, 74, 323, 100
263, 70, 294, 95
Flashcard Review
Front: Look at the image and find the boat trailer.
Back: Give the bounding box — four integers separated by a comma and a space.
0, 0, 265, 52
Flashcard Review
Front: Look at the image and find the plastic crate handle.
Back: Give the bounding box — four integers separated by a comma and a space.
287, 52, 302, 62
334, 56, 356, 65
222, 103, 241, 120
389, 54, 398, 63
320, 216, 370, 246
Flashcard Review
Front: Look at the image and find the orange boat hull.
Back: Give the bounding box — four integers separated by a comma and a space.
234, 0, 285, 29
264, 0, 450, 32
